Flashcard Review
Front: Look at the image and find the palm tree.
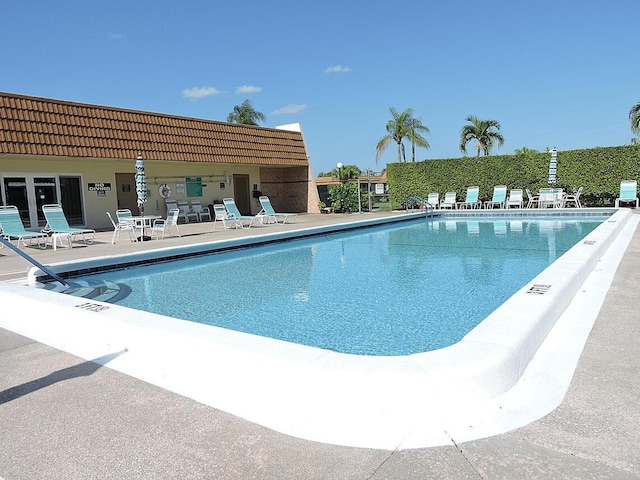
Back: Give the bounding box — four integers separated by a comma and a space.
407, 117, 431, 162
630, 102, 640, 136
514, 146, 539, 155
459, 115, 505, 157
375, 107, 414, 164
227, 99, 266, 125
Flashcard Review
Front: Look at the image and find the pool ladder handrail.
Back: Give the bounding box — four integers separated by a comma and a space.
405, 196, 435, 215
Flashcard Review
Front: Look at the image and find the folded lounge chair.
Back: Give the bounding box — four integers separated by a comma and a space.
0, 205, 47, 248
42, 204, 95, 244
484, 185, 507, 209
190, 201, 211, 222
615, 180, 638, 208
222, 198, 258, 228
258, 196, 297, 224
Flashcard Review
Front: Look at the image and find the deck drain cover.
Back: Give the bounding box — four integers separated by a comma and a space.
583, 240, 596, 245
527, 284, 551, 295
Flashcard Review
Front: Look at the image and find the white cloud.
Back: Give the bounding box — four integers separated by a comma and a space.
324, 65, 351, 73
272, 104, 307, 115
108, 33, 126, 41
235, 85, 262, 94
181, 86, 223, 101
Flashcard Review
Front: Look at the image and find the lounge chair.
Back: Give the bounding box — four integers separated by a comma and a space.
615, 180, 638, 208
178, 201, 199, 223
151, 209, 181, 239
222, 198, 258, 228
457, 186, 481, 209
213, 204, 238, 230
41, 204, 95, 244
0, 205, 47, 248
258, 196, 297, 224
484, 185, 507, 209
563, 186, 583, 208
165, 199, 186, 223
426, 193, 439, 209
505, 189, 523, 208
106, 211, 137, 244
439, 192, 456, 209
190, 201, 211, 222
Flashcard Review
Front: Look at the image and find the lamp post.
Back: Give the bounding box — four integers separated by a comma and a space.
336, 162, 343, 182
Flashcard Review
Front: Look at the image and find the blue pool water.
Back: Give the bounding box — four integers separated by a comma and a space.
83, 216, 603, 356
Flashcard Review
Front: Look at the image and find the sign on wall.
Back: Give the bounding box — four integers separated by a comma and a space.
186, 177, 202, 197
88, 182, 111, 197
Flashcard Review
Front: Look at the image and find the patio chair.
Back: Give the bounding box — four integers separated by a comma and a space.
484, 185, 507, 209
563, 186, 583, 208
223, 198, 258, 229
258, 196, 297, 224
615, 180, 638, 208
213, 204, 239, 230
426, 193, 439, 209
439, 192, 457, 209
178, 201, 199, 223
457, 186, 481, 209
42, 204, 95, 244
525, 188, 539, 208
505, 189, 523, 208
0, 205, 47, 248
190, 201, 211, 222
151, 209, 181, 239
106, 211, 137, 244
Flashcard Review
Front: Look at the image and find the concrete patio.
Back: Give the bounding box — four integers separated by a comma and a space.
1, 212, 638, 479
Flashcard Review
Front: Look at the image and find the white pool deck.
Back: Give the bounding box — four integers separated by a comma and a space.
0, 208, 637, 451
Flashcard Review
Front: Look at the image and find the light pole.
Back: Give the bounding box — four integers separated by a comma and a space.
336, 162, 343, 182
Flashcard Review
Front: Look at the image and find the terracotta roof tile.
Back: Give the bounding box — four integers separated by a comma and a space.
0, 92, 308, 166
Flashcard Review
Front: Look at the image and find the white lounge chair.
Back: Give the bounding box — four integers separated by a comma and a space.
42, 204, 95, 244
426, 193, 439, 209
525, 188, 539, 208
615, 180, 638, 208
0, 205, 47, 248
505, 189, 523, 208
484, 185, 507, 209
457, 186, 481, 209
258, 196, 297, 224
222, 198, 258, 229
439, 192, 456, 209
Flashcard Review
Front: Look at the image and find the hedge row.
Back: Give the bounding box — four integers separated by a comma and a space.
387, 145, 640, 208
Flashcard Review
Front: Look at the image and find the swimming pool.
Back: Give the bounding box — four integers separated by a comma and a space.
81, 216, 604, 355
0, 209, 633, 449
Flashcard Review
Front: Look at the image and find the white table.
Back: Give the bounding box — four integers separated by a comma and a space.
130, 215, 161, 241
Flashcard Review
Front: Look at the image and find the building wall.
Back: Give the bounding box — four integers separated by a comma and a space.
0, 154, 264, 230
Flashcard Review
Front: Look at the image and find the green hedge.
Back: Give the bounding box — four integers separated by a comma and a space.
388, 145, 640, 208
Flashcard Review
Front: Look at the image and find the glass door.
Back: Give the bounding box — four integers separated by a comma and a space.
3, 177, 30, 225
34, 177, 58, 226
2, 175, 59, 228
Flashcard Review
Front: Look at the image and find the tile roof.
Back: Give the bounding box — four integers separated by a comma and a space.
0, 92, 309, 166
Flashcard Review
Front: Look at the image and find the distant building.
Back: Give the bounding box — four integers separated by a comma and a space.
0, 92, 317, 230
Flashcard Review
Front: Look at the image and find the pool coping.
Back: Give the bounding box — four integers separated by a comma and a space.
0, 208, 632, 449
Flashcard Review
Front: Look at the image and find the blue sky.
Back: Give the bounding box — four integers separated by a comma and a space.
1, 0, 638, 175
